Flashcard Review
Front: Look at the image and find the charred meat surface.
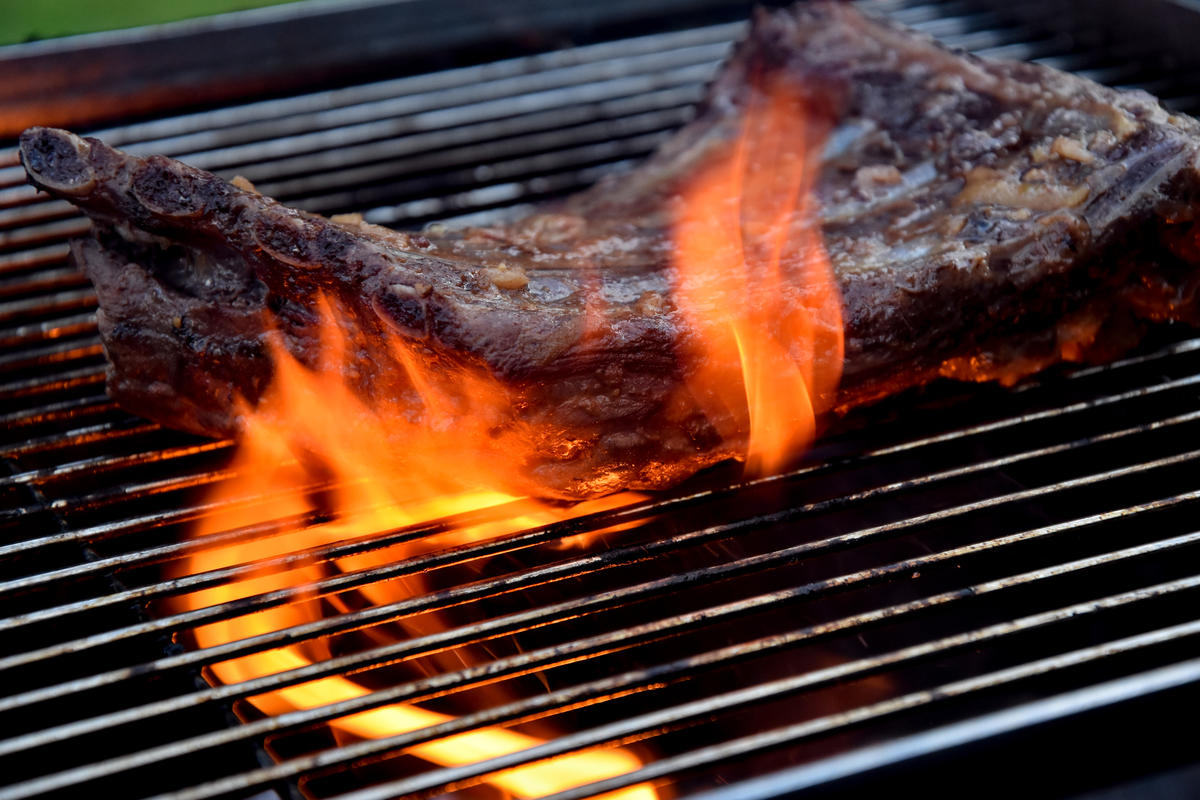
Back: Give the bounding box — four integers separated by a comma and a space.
19, 2, 1200, 498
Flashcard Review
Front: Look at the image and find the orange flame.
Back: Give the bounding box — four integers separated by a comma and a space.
174, 70, 841, 800
672, 74, 843, 475
175, 305, 654, 799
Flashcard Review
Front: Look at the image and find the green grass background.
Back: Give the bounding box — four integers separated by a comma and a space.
0, 0, 303, 46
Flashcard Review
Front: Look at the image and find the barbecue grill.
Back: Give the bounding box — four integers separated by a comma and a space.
4, 1, 1200, 798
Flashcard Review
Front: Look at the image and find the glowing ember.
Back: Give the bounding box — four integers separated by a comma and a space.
673, 73, 843, 476
174, 69, 839, 800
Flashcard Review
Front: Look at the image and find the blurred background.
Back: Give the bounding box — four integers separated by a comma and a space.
0, 0, 765, 139
0, 0, 301, 45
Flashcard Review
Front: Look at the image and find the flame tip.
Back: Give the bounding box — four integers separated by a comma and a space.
673, 73, 844, 478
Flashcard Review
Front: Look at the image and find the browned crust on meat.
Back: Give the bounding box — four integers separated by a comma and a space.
20, 1, 1200, 497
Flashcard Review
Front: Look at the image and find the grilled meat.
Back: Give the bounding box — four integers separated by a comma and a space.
19, 2, 1200, 498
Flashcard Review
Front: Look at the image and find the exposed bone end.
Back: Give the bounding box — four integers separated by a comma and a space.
252, 212, 324, 269
19, 127, 97, 197
131, 157, 207, 218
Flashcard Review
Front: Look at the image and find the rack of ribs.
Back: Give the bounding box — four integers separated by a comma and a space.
19, 2, 1200, 499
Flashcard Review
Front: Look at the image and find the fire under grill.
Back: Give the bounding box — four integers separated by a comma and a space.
4, 0, 1200, 798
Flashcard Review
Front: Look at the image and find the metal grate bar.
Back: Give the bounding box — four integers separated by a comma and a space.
0, 269, 87, 302
38, 22, 745, 164
164, 59, 718, 175
5, 330, 1197, 572
0, 243, 69, 276
0, 289, 95, 328
0, 2, 1069, 243
0, 396, 114, 433
273, 105, 699, 212
4, 424, 1195, 758
0, 439, 232, 493
5, 402, 1198, 674
167, 536, 1200, 800
3, 392, 1196, 644
0, 339, 101, 372
0, 365, 103, 400
0, 466, 232, 525
0, 315, 99, 353
0, 218, 89, 253
4, 485, 1197, 765
0, 509, 323, 605
358, 599, 1200, 799
530, 620, 1200, 800
0, 35, 735, 206
688, 656, 1200, 800
2, 2, 1199, 799
8, 505, 1199, 800
0, 362, 1195, 758
0, 419, 157, 460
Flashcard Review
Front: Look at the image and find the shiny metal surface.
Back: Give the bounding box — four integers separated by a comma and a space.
2, 1, 1200, 798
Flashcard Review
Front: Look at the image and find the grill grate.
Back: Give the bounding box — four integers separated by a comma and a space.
3, 1, 1200, 799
